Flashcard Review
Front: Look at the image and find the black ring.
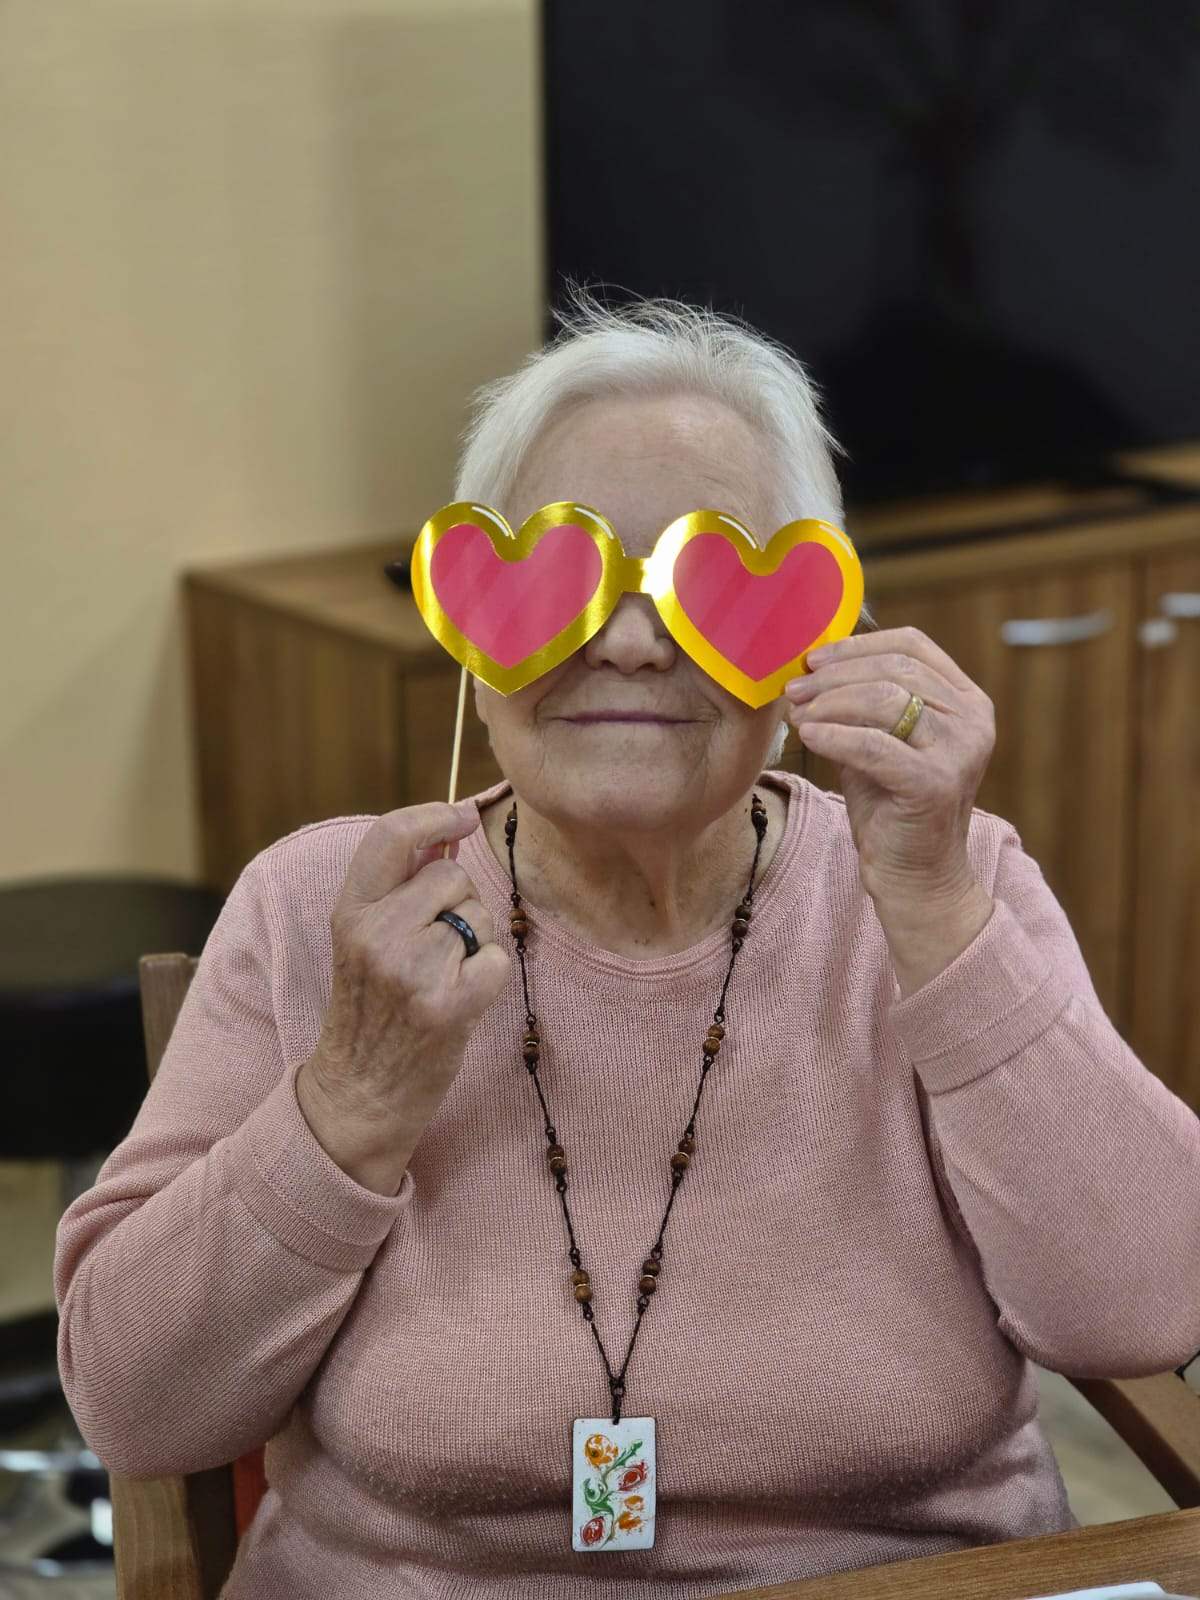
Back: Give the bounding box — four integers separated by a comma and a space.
435, 909, 480, 958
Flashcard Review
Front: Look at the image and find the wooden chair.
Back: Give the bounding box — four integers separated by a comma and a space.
109, 954, 266, 1600
107, 954, 1200, 1599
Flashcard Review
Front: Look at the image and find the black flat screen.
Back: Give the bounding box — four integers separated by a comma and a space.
544, 2, 1200, 501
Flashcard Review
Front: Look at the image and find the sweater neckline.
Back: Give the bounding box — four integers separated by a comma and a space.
459, 768, 815, 999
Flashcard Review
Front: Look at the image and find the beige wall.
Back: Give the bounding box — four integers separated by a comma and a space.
0, 0, 542, 884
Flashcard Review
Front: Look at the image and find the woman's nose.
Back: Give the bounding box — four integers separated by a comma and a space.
583, 594, 675, 674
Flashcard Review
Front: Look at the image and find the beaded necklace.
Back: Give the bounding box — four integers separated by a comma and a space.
502, 792, 769, 1552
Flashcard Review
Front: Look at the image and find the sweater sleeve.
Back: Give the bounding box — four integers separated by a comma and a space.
886, 822, 1200, 1378
53, 852, 411, 1477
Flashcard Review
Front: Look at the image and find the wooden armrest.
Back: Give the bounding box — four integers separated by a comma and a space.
1067, 1371, 1200, 1509
111, 1465, 236, 1600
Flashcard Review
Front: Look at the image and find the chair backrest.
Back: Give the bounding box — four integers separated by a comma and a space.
108, 953, 263, 1600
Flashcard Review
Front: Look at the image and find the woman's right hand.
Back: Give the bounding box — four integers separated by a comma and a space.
298, 799, 511, 1190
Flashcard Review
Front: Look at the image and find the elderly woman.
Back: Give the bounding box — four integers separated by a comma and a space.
56, 294, 1199, 1598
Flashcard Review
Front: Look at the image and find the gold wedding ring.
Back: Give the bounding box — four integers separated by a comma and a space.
889, 692, 924, 743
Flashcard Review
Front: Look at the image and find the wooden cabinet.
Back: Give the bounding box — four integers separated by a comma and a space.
184, 447, 1200, 1105
1129, 547, 1200, 1091
185, 542, 501, 891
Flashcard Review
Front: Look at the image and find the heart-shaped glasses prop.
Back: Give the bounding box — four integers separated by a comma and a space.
384, 501, 863, 838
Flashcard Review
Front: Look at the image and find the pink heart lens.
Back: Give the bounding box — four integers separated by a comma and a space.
672, 535, 844, 679
430, 522, 604, 669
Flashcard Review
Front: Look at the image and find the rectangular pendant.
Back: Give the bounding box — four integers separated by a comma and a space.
571, 1417, 656, 1551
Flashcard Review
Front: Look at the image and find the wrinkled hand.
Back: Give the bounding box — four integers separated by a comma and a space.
785, 626, 996, 908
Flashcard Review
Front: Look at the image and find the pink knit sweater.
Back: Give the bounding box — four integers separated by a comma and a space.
55, 769, 1200, 1598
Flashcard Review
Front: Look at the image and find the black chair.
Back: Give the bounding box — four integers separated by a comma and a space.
0, 874, 224, 1581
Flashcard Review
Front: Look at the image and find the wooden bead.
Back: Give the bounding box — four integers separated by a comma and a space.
731, 918, 749, 938
679, 1135, 695, 1154
704, 1035, 722, 1056
670, 1151, 690, 1172
523, 1042, 540, 1062
574, 1282, 593, 1303
707, 1023, 725, 1040
641, 1258, 660, 1276
510, 917, 529, 937
736, 902, 753, 921
638, 1274, 658, 1295
523, 1028, 540, 1044
571, 1268, 590, 1286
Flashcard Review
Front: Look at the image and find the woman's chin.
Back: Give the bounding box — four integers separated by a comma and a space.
498, 724, 755, 825
541, 766, 702, 829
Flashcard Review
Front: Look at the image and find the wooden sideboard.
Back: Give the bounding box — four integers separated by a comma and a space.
184, 444, 1200, 1104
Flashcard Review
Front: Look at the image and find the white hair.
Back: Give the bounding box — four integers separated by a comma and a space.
455, 284, 849, 524
453, 286, 877, 767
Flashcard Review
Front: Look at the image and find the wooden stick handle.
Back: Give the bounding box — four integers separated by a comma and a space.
442, 666, 469, 859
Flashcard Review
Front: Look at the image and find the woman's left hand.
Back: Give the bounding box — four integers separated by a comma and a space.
784, 626, 996, 908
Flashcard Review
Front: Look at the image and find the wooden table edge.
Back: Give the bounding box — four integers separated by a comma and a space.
707, 1505, 1200, 1599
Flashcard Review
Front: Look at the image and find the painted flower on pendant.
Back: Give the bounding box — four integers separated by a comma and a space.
578, 1432, 649, 1548
584, 1433, 619, 1468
